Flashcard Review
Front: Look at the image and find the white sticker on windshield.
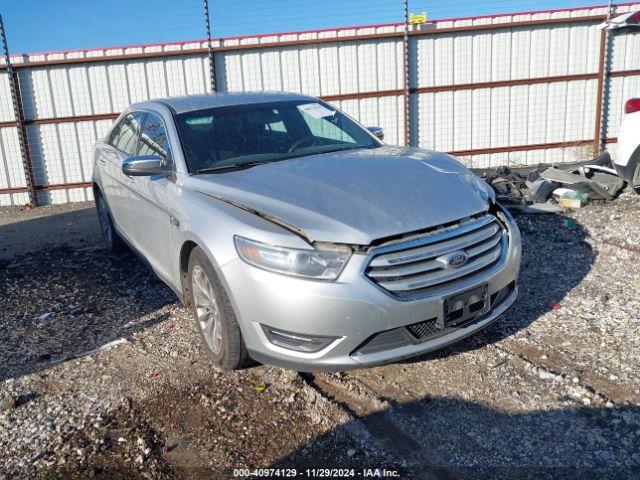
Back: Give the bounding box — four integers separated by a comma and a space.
297, 102, 336, 119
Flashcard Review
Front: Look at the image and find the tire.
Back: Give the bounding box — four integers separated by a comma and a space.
95, 191, 127, 253
187, 247, 250, 370
633, 162, 640, 195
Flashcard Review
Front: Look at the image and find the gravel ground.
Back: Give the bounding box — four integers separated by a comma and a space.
1, 195, 640, 479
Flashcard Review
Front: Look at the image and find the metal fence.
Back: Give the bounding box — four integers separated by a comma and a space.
1, 2, 639, 206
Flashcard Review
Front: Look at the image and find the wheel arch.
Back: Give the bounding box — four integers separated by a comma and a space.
179, 240, 199, 307
177, 236, 244, 332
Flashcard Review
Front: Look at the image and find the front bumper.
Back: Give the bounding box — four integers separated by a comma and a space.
221, 210, 522, 372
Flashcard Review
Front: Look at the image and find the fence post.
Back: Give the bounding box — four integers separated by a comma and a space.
0, 14, 37, 207
595, 1, 614, 153
403, 0, 411, 147
203, 0, 217, 92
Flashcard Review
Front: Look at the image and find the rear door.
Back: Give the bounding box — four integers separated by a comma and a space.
100, 112, 145, 240
124, 111, 176, 283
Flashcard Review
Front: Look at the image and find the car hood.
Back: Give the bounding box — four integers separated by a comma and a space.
188, 146, 489, 245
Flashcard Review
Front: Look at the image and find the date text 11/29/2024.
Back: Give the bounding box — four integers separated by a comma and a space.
232, 468, 402, 477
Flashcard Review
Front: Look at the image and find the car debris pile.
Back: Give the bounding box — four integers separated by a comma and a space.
473, 152, 626, 212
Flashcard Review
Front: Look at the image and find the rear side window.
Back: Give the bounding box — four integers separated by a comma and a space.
109, 113, 145, 155
138, 113, 171, 161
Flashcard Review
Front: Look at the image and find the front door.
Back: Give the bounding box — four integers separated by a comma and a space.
124, 112, 176, 284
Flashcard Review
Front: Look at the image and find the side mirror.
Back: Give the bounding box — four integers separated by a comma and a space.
367, 126, 384, 141
122, 155, 172, 177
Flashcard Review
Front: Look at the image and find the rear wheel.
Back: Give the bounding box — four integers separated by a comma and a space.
187, 247, 250, 370
96, 191, 127, 253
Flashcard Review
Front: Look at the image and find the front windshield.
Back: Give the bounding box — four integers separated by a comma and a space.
174, 100, 381, 173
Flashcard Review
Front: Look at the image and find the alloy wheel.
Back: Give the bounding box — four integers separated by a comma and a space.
192, 265, 223, 355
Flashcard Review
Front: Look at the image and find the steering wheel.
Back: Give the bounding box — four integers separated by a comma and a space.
239, 133, 289, 155
258, 135, 289, 153
287, 136, 317, 153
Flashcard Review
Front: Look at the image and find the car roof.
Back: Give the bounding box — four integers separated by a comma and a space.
131, 91, 317, 114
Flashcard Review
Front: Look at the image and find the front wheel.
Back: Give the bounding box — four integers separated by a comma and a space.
188, 247, 250, 370
96, 192, 127, 253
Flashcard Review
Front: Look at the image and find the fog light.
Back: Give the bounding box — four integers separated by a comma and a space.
262, 325, 338, 353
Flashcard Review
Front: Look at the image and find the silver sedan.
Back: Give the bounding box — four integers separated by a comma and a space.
92, 92, 521, 371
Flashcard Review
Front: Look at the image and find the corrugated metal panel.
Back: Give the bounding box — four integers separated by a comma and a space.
221, 38, 403, 98
0, 69, 28, 206
509, 85, 529, 146
0, 71, 13, 122
0, 126, 28, 206
471, 89, 491, 149
411, 17, 618, 164
491, 87, 510, 147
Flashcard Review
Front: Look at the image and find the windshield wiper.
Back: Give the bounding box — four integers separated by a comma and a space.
195, 144, 374, 174
195, 162, 268, 174
306, 144, 369, 155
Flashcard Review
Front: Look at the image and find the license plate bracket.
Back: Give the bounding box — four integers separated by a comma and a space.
439, 283, 490, 329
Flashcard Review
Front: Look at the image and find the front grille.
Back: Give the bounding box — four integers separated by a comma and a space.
365, 214, 507, 298
406, 318, 439, 339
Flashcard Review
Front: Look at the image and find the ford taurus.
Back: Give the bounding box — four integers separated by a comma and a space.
92, 92, 521, 371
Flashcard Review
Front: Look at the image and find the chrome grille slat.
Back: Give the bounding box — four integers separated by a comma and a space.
463, 230, 503, 258
377, 243, 502, 292
369, 218, 498, 267
368, 229, 503, 280
364, 214, 508, 297
367, 257, 443, 279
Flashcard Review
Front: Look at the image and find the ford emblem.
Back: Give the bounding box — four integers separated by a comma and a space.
443, 251, 469, 268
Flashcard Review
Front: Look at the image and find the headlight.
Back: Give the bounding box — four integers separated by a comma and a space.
234, 236, 352, 280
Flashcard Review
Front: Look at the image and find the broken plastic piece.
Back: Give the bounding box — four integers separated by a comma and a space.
529, 179, 559, 203
540, 167, 623, 201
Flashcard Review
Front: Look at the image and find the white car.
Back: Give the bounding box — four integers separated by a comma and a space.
614, 97, 640, 192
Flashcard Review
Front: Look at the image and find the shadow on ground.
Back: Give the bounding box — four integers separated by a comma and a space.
269, 398, 640, 480
0, 204, 100, 261
0, 207, 177, 381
